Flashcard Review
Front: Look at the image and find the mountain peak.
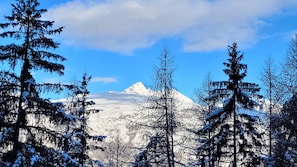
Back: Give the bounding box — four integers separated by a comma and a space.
124, 82, 149, 94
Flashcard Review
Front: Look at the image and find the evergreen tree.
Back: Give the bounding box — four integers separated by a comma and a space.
196, 43, 263, 166
65, 73, 106, 166
0, 0, 77, 166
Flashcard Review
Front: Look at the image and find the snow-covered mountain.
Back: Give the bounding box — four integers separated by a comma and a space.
86, 82, 202, 165
55, 81, 271, 166
123, 81, 151, 95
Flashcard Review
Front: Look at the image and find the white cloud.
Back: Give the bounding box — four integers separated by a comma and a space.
47, 0, 297, 53
91, 77, 118, 83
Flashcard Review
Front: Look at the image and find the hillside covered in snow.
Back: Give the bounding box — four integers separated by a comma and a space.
84, 82, 203, 165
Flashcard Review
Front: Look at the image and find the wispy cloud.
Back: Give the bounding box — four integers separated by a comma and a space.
47, 0, 297, 53
91, 77, 118, 83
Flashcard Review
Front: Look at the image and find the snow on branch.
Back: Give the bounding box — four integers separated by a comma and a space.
205, 108, 224, 120
0, 128, 14, 144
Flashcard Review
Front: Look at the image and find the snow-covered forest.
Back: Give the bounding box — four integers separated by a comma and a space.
1, 0, 297, 166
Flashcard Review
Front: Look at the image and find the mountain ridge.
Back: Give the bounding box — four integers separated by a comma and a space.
123, 81, 196, 105
124, 81, 150, 94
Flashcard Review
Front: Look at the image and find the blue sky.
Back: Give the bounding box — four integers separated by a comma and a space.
1, 0, 297, 100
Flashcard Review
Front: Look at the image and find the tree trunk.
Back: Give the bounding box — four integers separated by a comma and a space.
233, 85, 237, 167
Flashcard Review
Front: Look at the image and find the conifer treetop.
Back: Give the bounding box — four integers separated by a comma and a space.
0, 0, 65, 75
223, 42, 247, 84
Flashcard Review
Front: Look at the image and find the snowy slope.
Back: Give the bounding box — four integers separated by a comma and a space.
85, 82, 202, 165
55, 81, 270, 166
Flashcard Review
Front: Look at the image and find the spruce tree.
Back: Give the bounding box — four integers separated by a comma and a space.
0, 0, 77, 166
65, 73, 106, 166
196, 43, 263, 166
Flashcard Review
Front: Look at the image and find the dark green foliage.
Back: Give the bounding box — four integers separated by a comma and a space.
196, 43, 263, 166
64, 73, 105, 166
0, 0, 78, 166
0, 0, 65, 74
